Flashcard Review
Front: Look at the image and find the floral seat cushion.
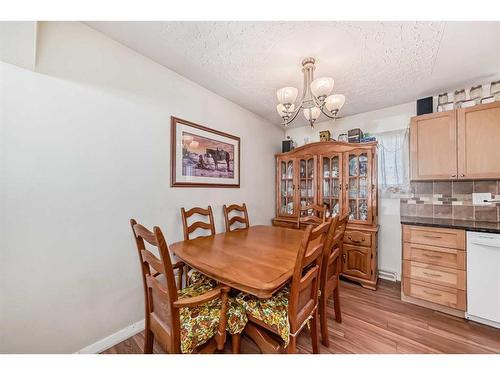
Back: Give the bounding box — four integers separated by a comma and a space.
178, 280, 247, 353
235, 287, 291, 346
188, 269, 215, 286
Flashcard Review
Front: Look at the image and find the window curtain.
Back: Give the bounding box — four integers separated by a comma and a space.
376, 128, 410, 198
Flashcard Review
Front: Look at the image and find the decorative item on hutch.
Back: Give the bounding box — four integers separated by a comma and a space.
273, 140, 379, 290
275, 58, 345, 128
347, 128, 363, 143
319, 130, 331, 142
338, 133, 348, 142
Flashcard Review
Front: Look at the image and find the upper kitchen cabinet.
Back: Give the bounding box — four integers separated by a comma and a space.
457, 101, 500, 179
410, 111, 457, 180
410, 101, 500, 181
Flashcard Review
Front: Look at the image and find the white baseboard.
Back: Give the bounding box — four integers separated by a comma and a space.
75, 319, 145, 354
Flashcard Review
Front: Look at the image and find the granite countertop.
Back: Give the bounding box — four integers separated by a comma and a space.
400, 216, 500, 234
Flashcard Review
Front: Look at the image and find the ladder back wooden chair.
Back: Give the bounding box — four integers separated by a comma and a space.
223, 203, 250, 232
130, 219, 230, 354
296, 204, 327, 229
234, 220, 332, 354
319, 212, 349, 347
180, 206, 216, 284
181, 205, 216, 240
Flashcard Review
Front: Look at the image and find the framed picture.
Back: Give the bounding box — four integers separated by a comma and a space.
171, 116, 240, 187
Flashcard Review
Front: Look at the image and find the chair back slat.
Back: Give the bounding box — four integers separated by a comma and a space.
297, 204, 326, 229
181, 206, 216, 240
223, 203, 249, 232
188, 221, 214, 233
130, 219, 181, 353
141, 249, 166, 275
133, 223, 159, 246
288, 220, 331, 333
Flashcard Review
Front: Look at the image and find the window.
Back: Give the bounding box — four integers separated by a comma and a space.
376, 128, 410, 198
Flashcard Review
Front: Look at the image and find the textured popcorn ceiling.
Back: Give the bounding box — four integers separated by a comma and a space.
86, 21, 500, 128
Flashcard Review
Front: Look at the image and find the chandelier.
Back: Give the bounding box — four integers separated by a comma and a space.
276, 57, 345, 128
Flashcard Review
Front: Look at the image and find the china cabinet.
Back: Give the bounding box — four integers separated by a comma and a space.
273, 141, 379, 290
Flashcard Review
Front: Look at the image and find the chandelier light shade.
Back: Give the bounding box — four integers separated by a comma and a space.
310, 77, 334, 99
275, 57, 345, 128
276, 87, 298, 105
303, 107, 321, 121
325, 94, 346, 113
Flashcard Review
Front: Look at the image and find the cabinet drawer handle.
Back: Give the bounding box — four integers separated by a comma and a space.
423, 235, 442, 239
422, 253, 442, 259
423, 290, 442, 297
348, 236, 365, 243
423, 271, 442, 278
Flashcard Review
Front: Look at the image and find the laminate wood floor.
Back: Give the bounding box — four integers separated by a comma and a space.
102, 279, 500, 354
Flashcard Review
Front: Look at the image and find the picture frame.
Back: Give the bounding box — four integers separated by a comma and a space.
170, 116, 240, 188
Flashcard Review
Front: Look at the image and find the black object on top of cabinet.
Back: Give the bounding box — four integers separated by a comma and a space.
282, 139, 294, 153
417, 96, 433, 115
348, 128, 363, 143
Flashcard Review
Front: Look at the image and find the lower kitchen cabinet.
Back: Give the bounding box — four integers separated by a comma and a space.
401, 224, 467, 317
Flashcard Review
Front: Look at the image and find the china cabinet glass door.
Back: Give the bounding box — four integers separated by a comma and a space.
279, 158, 296, 216
345, 150, 372, 224
298, 156, 317, 216
320, 153, 343, 218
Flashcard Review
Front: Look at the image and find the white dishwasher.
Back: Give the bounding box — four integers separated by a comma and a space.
466, 231, 500, 329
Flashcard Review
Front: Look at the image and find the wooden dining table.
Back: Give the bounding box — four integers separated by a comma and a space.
169, 225, 305, 298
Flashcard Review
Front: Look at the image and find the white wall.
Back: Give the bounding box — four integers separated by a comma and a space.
0, 22, 283, 353
285, 102, 416, 280
0, 21, 37, 70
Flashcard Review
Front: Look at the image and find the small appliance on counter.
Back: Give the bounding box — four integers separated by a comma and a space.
347, 128, 363, 143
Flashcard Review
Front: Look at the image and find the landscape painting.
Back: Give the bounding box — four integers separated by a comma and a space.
171, 117, 240, 187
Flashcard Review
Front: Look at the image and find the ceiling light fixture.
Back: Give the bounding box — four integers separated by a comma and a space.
276, 57, 345, 128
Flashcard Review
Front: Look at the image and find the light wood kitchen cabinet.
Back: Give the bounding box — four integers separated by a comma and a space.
410, 101, 500, 181
401, 225, 467, 317
457, 101, 500, 179
410, 111, 457, 180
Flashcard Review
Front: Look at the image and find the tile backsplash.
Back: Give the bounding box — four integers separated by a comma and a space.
400, 180, 500, 222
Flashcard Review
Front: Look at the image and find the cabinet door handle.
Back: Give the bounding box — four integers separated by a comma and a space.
451, 174, 456, 178
423, 271, 442, 278
459, 174, 465, 177
342, 254, 346, 263
423, 235, 442, 239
